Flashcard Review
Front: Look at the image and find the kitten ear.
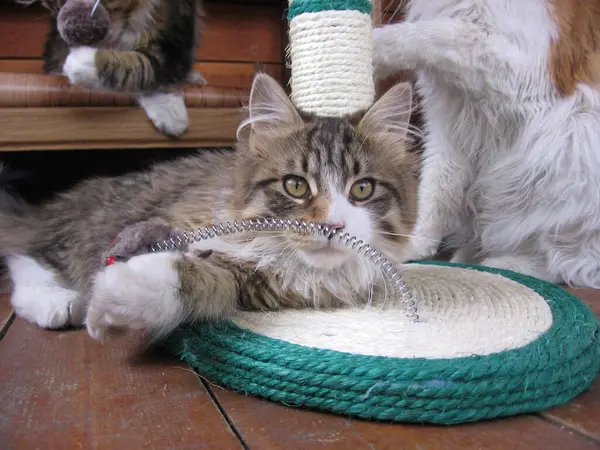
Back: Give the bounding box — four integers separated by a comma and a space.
245, 73, 302, 134
359, 82, 413, 140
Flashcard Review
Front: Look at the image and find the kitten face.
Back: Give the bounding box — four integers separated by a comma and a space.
233, 74, 417, 271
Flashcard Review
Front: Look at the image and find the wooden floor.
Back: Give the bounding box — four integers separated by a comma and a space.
1, 285, 599, 449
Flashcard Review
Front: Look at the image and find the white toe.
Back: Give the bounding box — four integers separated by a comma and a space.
138, 92, 189, 136
7, 254, 84, 329
63, 47, 101, 90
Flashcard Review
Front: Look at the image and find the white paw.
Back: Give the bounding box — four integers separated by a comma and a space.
12, 286, 84, 329
62, 47, 101, 90
138, 92, 189, 137
404, 236, 440, 262
7, 254, 85, 329
85, 252, 183, 340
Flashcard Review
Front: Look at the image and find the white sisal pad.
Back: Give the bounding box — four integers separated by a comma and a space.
232, 264, 553, 359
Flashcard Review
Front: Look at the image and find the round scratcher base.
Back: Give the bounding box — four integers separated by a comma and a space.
164, 262, 600, 425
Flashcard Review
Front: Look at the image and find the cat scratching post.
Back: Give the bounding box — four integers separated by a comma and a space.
163, 0, 600, 425
287, 0, 375, 116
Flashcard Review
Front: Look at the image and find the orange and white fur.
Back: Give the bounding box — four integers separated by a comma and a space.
373, 0, 600, 288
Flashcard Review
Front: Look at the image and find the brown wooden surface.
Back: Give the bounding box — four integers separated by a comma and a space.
211, 389, 598, 450
0, 107, 242, 151
0, 296, 242, 450
1, 286, 599, 449
0, 73, 249, 108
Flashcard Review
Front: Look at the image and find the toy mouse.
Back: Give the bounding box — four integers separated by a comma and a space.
57, 0, 111, 47
101, 219, 188, 266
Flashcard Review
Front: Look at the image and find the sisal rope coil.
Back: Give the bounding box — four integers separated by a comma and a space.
231, 264, 554, 359
287, 4, 375, 116
164, 262, 600, 425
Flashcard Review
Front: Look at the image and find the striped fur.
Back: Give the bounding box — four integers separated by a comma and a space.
34, 0, 202, 92
0, 74, 418, 337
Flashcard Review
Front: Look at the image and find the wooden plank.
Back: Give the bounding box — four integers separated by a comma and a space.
0, 317, 244, 450
568, 287, 600, 317
0, 292, 14, 341
209, 388, 598, 449
0, 4, 49, 59
199, 4, 284, 63
0, 107, 242, 151
0, 60, 284, 89
0, 3, 284, 64
539, 287, 600, 443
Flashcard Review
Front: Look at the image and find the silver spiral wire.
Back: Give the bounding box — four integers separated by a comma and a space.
150, 218, 419, 322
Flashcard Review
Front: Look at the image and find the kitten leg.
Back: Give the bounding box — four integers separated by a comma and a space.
62, 47, 190, 136
137, 91, 189, 137
372, 20, 501, 87
407, 133, 471, 260
7, 254, 86, 329
86, 251, 239, 340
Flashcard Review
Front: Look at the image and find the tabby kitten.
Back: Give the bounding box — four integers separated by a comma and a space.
17, 0, 202, 136
0, 73, 417, 340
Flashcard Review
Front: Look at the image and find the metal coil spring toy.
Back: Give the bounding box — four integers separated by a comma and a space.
150, 218, 419, 323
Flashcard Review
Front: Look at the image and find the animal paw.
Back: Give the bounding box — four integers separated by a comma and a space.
138, 92, 189, 137
62, 47, 102, 90
86, 252, 183, 340
404, 236, 440, 262
8, 254, 86, 329
186, 72, 208, 86
103, 218, 185, 264
12, 286, 85, 329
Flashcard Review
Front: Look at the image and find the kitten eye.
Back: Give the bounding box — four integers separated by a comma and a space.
349, 179, 374, 201
283, 176, 310, 199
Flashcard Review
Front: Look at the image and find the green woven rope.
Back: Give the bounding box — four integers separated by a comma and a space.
287, 0, 373, 20
163, 262, 600, 425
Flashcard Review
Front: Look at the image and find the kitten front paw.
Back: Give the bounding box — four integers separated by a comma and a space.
404, 236, 440, 262
138, 92, 189, 137
86, 252, 183, 340
63, 47, 102, 90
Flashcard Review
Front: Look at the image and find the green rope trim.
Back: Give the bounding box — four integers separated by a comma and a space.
163, 262, 600, 425
287, 0, 373, 20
